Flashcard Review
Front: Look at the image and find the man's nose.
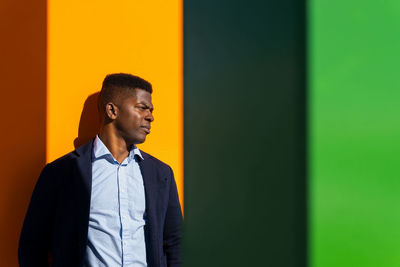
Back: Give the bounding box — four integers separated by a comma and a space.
145, 111, 154, 122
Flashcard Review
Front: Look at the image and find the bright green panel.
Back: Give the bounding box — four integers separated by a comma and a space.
310, 1, 400, 267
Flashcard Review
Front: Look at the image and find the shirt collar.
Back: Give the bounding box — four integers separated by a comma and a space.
92, 135, 144, 163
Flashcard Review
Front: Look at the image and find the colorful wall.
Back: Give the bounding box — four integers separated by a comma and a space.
0, 0, 46, 265
1, 0, 182, 265
1, 0, 398, 266
309, 0, 400, 266
183, 0, 306, 266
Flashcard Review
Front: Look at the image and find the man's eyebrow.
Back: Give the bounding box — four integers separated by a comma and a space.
137, 102, 154, 111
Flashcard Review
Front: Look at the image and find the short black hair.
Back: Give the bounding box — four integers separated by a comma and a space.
98, 73, 152, 113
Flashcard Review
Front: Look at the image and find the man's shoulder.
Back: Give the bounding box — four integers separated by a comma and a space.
46, 139, 93, 170
139, 150, 172, 172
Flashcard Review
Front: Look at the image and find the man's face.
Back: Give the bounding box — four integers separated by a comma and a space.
114, 89, 154, 145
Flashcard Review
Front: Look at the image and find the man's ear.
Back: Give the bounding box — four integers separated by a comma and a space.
105, 102, 119, 120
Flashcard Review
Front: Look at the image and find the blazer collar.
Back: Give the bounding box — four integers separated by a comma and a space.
75, 139, 94, 196
75, 138, 94, 158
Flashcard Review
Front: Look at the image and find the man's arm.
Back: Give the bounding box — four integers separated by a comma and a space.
19, 164, 57, 267
163, 166, 183, 267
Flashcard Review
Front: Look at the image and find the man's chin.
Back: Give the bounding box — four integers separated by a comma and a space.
123, 135, 146, 146
133, 136, 147, 145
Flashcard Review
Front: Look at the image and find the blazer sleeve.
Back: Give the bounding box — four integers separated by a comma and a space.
163, 166, 183, 267
18, 164, 58, 267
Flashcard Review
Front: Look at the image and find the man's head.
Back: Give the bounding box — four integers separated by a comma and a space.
98, 73, 154, 145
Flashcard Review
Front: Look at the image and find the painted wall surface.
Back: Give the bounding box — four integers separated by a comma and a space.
47, 0, 183, 206
309, 1, 400, 266
0, 0, 46, 265
0, 1, 182, 265
184, 0, 306, 266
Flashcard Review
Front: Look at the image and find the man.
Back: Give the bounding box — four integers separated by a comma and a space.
19, 73, 182, 267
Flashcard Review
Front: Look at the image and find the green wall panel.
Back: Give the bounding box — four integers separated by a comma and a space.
310, 1, 400, 266
184, 0, 306, 266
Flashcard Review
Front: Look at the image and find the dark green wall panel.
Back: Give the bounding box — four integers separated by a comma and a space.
184, 0, 306, 266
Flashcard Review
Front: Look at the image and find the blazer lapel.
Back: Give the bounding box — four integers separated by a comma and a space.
74, 139, 93, 263
75, 139, 93, 200
139, 155, 160, 267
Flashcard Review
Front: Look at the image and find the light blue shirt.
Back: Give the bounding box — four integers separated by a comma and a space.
84, 135, 147, 267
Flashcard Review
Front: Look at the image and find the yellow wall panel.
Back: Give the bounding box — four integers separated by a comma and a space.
47, 0, 183, 205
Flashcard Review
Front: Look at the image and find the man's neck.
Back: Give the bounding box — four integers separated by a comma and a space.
98, 127, 132, 164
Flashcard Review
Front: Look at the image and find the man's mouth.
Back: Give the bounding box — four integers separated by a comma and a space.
140, 126, 151, 134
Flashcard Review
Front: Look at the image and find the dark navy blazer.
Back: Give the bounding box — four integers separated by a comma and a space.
19, 139, 182, 267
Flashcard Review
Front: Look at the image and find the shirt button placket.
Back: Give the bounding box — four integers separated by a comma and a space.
117, 164, 125, 264
120, 164, 131, 263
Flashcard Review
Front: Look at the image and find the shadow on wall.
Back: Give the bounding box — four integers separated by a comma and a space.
74, 92, 101, 149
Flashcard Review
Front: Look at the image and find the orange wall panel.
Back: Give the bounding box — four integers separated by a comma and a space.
47, 0, 183, 206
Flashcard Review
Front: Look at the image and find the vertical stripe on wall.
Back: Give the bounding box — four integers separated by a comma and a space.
0, 0, 47, 265
47, 0, 183, 206
309, 1, 400, 266
184, 0, 306, 266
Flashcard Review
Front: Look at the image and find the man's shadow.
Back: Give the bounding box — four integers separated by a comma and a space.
74, 92, 101, 148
